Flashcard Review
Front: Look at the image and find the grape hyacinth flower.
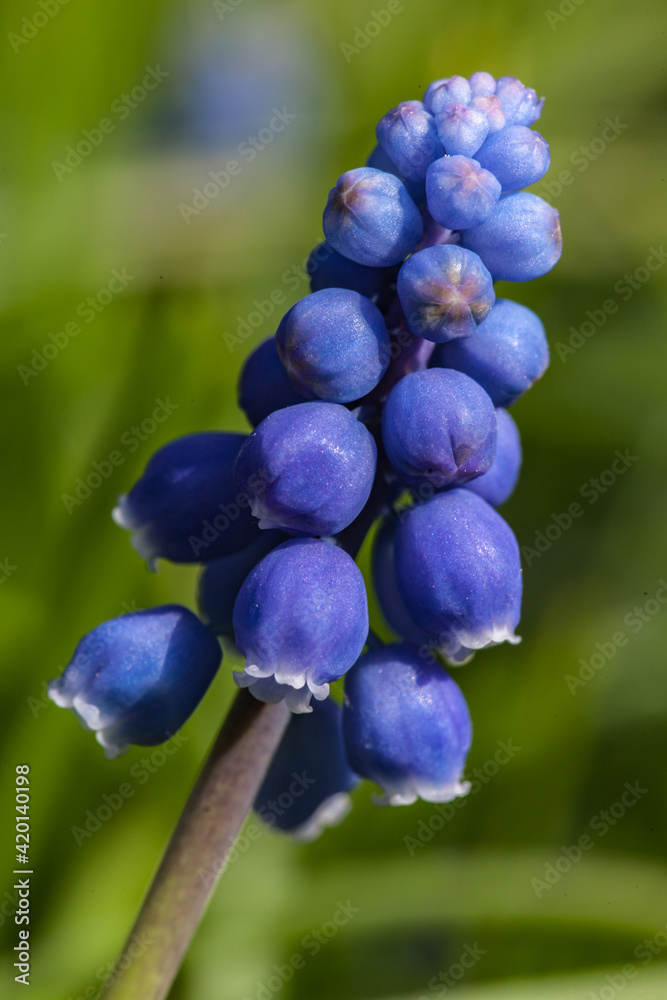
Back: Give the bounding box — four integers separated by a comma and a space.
322, 166, 423, 266
232, 538, 369, 712
238, 338, 306, 428
494, 75, 545, 126
48, 607, 222, 758
425, 154, 502, 231
254, 697, 359, 840
376, 100, 444, 182
381, 368, 497, 491
397, 244, 495, 342
197, 529, 288, 638
366, 143, 426, 204
233, 401, 377, 536
276, 288, 391, 403
372, 517, 429, 644
307, 240, 390, 299
475, 125, 551, 193
343, 643, 472, 805
49, 69, 562, 997
113, 432, 259, 567
431, 297, 549, 407
394, 489, 522, 659
460, 191, 562, 281
465, 408, 522, 507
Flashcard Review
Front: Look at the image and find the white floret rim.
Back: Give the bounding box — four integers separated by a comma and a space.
289, 793, 354, 843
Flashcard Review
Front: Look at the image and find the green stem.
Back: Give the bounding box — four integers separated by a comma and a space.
99, 689, 290, 1000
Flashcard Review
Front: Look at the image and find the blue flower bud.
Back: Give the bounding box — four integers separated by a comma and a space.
424, 76, 472, 114
494, 76, 544, 127
376, 100, 444, 182
475, 125, 550, 192
233, 538, 369, 712
394, 489, 522, 657
197, 530, 288, 638
238, 338, 306, 428
323, 167, 423, 267
469, 72, 496, 98
382, 369, 497, 491
434, 103, 489, 158
276, 288, 391, 403
48, 606, 222, 758
425, 155, 501, 231
343, 643, 472, 805
254, 697, 359, 839
307, 240, 390, 299
233, 402, 377, 536
113, 433, 259, 567
460, 192, 562, 282
366, 145, 426, 205
431, 297, 549, 407
470, 94, 506, 133
464, 409, 522, 507
397, 244, 495, 343
372, 517, 430, 644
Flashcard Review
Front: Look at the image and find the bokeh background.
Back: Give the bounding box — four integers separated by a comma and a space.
1, 0, 667, 997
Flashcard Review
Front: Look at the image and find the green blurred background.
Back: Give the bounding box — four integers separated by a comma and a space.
1, 0, 666, 997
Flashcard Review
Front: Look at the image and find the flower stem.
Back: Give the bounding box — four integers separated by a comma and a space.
99, 689, 291, 1000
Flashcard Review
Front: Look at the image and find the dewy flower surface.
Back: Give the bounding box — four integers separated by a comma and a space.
51, 70, 560, 831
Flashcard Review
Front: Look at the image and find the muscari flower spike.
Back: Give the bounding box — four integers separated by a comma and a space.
52, 68, 560, 839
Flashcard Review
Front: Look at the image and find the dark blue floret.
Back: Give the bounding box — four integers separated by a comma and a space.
113, 433, 259, 566
233, 537, 369, 712
276, 288, 391, 403
254, 697, 359, 839
431, 297, 549, 407
238, 338, 306, 428
323, 167, 423, 267
233, 401, 377, 537
465, 408, 522, 507
48, 606, 222, 757
343, 642, 472, 805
